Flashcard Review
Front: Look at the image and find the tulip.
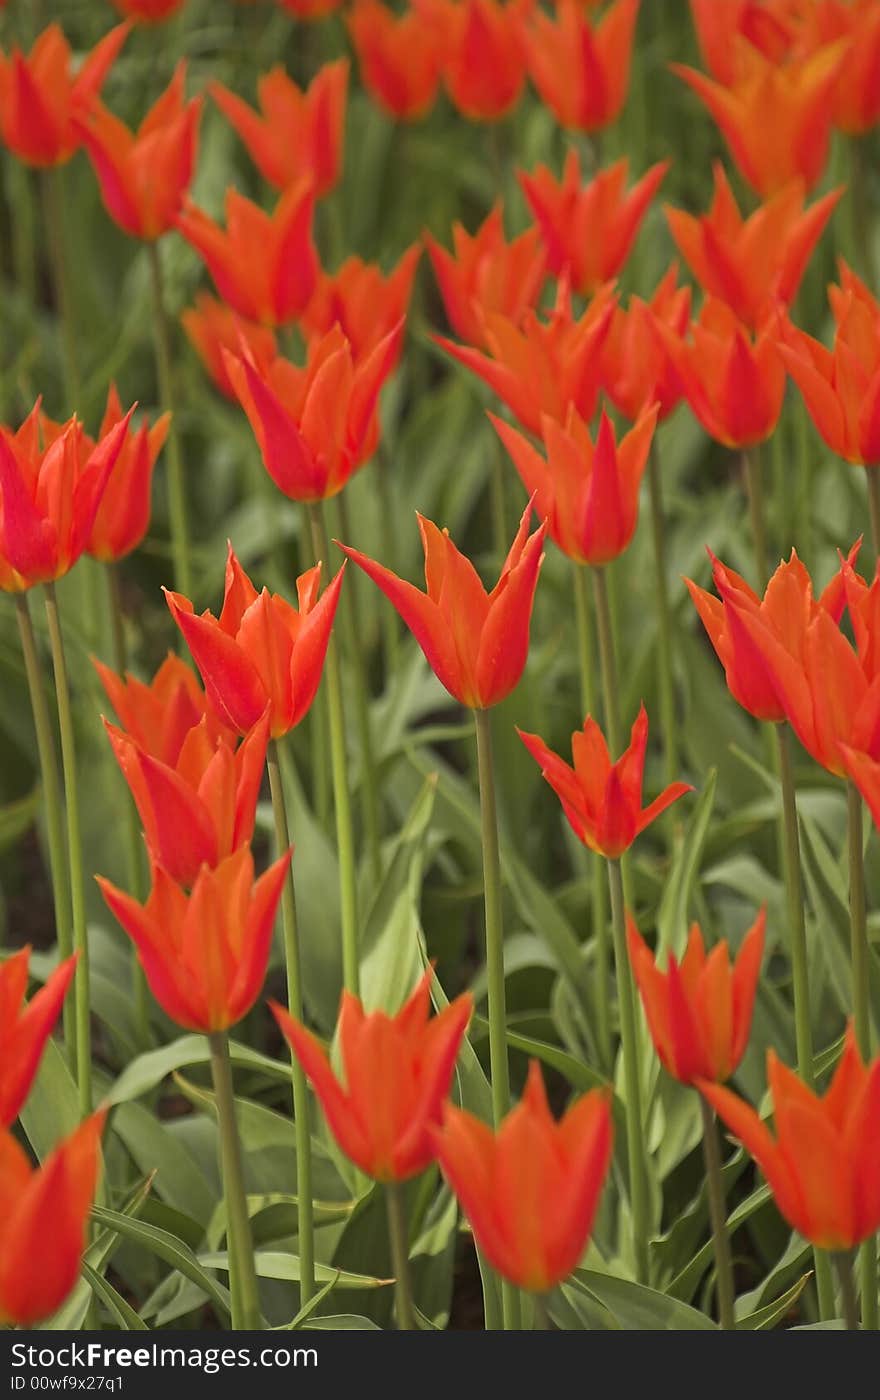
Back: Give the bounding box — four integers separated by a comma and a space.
181, 294, 277, 402
701, 1025, 880, 1252
177, 182, 318, 327
75, 62, 202, 241
104, 708, 269, 888
524, 0, 640, 133
519, 153, 668, 296
110, 0, 185, 20
86, 387, 169, 562
0, 22, 129, 167
223, 323, 403, 502
433, 1060, 613, 1292
438, 281, 615, 438
340, 501, 546, 710
672, 39, 845, 195
801, 0, 880, 135
0, 401, 132, 591
0, 947, 77, 1127
602, 267, 691, 423
665, 164, 841, 331
301, 244, 420, 362
628, 911, 765, 1086
346, 0, 442, 120
271, 968, 473, 1182
210, 60, 348, 198
425, 204, 547, 348
165, 545, 344, 739
656, 297, 785, 448
518, 704, 691, 858
688, 0, 802, 87
493, 404, 657, 565
0, 1112, 105, 1326
422, 0, 531, 121
94, 651, 234, 766
98, 846, 290, 1033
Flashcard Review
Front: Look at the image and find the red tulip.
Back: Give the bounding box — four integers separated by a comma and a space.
111, 0, 184, 17
602, 266, 691, 423
426, 203, 547, 348
524, 0, 640, 133
181, 294, 278, 402
94, 651, 235, 767
340, 502, 546, 709
300, 244, 420, 362
804, 0, 880, 135
0, 948, 77, 1127
86, 386, 169, 562
422, 0, 531, 121
688, 0, 803, 87
347, 0, 442, 120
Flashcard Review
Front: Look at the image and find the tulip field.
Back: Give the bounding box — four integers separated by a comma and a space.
3, 0, 880, 1348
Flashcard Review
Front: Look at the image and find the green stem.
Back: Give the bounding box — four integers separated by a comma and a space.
266, 740, 316, 1307
699, 1095, 736, 1329
385, 1183, 415, 1331
41, 167, 81, 412
866, 468, 880, 560
147, 240, 191, 598
846, 781, 878, 1330
591, 567, 621, 755
307, 502, 359, 996
43, 583, 91, 1116
573, 563, 610, 1069
208, 1031, 262, 1330
376, 449, 401, 679
646, 441, 679, 789
835, 1251, 860, 1331
533, 1294, 551, 1330
14, 593, 74, 1061
743, 446, 769, 585
473, 705, 520, 1331
607, 856, 649, 1285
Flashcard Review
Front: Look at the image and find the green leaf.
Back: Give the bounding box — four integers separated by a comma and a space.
273, 1274, 340, 1331
106, 1034, 290, 1105
736, 1272, 811, 1330
83, 1263, 149, 1331
92, 1205, 231, 1321
572, 1268, 718, 1330
18, 1033, 80, 1159
303, 1315, 382, 1330
199, 1251, 393, 1290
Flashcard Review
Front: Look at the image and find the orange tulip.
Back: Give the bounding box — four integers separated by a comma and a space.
656, 297, 785, 448
0, 401, 132, 592
75, 62, 201, 241
0, 947, 76, 1127
223, 323, 402, 501
602, 267, 691, 423
104, 708, 269, 889
701, 1024, 880, 1250
524, 0, 640, 133
433, 1060, 613, 1292
628, 910, 765, 1085
0, 1111, 105, 1326
778, 263, 880, 467
210, 60, 348, 198
85, 386, 169, 562
519, 704, 691, 857
347, 0, 442, 120
98, 846, 289, 1032
165, 545, 344, 739
672, 38, 845, 195
798, 0, 880, 135
340, 502, 546, 710
426, 204, 547, 348
110, 0, 184, 20
176, 182, 318, 327
0, 22, 129, 168
688, 0, 804, 87
665, 164, 841, 331
181, 293, 278, 402
300, 244, 421, 362
271, 968, 473, 1182
519, 153, 668, 296
422, 0, 531, 121
493, 404, 657, 564
437, 280, 615, 438
94, 651, 235, 767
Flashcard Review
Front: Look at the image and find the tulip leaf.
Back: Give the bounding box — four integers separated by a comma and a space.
18, 1031, 80, 1159
106, 1033, 291, 1105
303, 1315, 382, 1330
736, 1271, 812, 1330
199, 1251, 393, 1290
91, 1205, 232, 1322
571, 1268, 718, 1329
83, 1262, 149, 1331
273, 1274, 340, 1330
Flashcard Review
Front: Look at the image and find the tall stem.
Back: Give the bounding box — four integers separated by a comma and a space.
385, 1183, 415, 1331
266, 740, 316, 1306
607, 856, 649, 1285
43, 583, 91, 1116
208, 1031, 262, 1330
699, 1095, 736, 1330
743, 447, 769, 585
647, 441, 678, 789
14, 594, 74, 1059
846, 781, 878, 1330
866, 468, 880, 560
307, 502, 359, 996
835, 1251, 860, 1331
147, 240, 191, 599
473, 705, 520, 1331
41, 167, 81, 411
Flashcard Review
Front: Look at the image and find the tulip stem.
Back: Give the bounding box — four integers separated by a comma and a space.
43, 584, 91, 1117
474, 705, 521, 1331
607, 856, 649, 1285
846, 781, 878, 1330
307, 502, 359, 996
699, 1095, 736, 1329
14, 593, 74, 1061
41, 168, 81, 412
208, 1031, 262, 1330
146, 239, 191, 599
647, 441, 679, 791
385, 1183, 415, 1331
866, 468, 880, 559
573, 564, 610, 1069
743, 447, 769, 585
835, 1251, 860, 1331
266, 739, 316, 1307
591, 566, 622, 755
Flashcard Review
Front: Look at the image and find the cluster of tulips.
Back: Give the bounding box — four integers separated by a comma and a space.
1, 0, 880, 1335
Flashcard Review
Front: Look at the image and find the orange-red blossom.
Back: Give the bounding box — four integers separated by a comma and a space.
94, 651, 235, 768
346, 0, 442, 121
300, 245, 420, 362
181, 294, 278, 402
425, 203, 547, 350
524, 0, 640, 133
272, 968, 473, 1182
0, 947, 77, 1127
433, 1060, 613, 1292
340, 502, 546, 710
602, 266, 691, 424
